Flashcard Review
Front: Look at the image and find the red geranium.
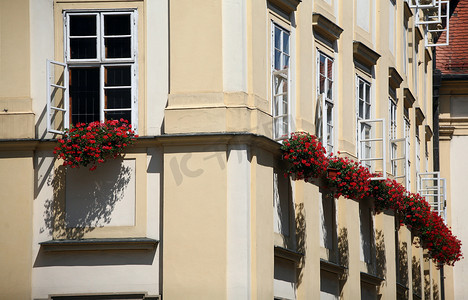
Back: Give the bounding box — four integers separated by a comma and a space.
54, 119, 138, 171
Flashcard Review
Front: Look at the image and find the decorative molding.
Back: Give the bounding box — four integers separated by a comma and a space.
320, 259, 347, 276
360, 272, 384, 286
404, 1, 413, 20
415, 107, 425, 125
51, 294, 159, 300
425, 48, 432, 62
397, 282, 409, 295
40, 238, 159, 252
415, 26, 424, 43
269, 0, 301, 14
312, 13, 343, 42
353, 41, 381, 68
389, 67, 403, 89
404, 88, 416, 108
439, 126, 455, 141
274, 246, 304, 263
425, 125, 433, 140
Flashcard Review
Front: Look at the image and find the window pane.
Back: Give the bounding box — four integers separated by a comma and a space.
319, 75, 326, 94
327, 80, 333, 100
327, 59, 333, 79
359, 81, 364, 99
105, 66, 131, 86
70, 15, 96, 36
320, 56, 325, 75
359, 101, 364, 118
283, 32, 289, 54
274, 50, 281, 70
104, 14, 131, 35
70, 38, 97, 59
106, 89, 131, 109
70, 68, 100, 124
106, 111, 131, 123
105, 37, 131, 58
283, 54, 289, 69
274, 27, 281, 49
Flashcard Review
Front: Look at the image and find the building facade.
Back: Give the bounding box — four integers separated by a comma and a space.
0, 0, 456, 299
436, 0, 468, 298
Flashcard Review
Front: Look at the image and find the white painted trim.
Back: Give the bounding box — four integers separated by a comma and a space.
222, 0, 247, 92
227, 145, 251, 300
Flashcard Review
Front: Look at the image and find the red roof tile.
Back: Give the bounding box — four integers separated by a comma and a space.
436, 0, 468, 74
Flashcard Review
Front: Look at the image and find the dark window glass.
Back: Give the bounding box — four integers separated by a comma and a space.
105, 37, 131, 58
70, 68, 100, 125
70, 38, 97, 59
106, 89, 131, 109
105, 66, 131, 86
104, 14, 131, 35
70, 15, 96, 36
106, 111, 131, 123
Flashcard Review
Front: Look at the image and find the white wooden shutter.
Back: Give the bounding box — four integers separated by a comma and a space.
358, 119, 387, 180
47, 60, 69, 134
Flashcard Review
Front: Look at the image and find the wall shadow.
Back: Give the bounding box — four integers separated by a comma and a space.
375, 229, 386, 280
295, 202, 306, 285
41, 160, 132, 239
399, 242, 409, 287
33, 248, 156, 267
412, 256, 422, 296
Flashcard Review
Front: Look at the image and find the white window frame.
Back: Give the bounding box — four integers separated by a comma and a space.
415, 126, 421, 175
403, 22, 408, 75
355, 76, 386, 179
425, 0, 450, 47
316, 51, 334, 154
417, 172, 446, 221
47, 10, 138, 134
47, 60, 69, 134
389, 97, 398, 175
272, 22, 290, 141
404, 111, 411, 190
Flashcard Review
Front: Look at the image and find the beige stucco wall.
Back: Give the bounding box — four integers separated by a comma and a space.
0, 0, 34, 139
0, 152, 33, 299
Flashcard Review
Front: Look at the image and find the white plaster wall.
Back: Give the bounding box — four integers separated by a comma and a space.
227, 145, 251, 299
146, 0, 169, 135
357, 0, 370, 32
66, 159, 136, 228
222, 0, 247, 92
449, 136, 468, 299
30, 0, 54, 139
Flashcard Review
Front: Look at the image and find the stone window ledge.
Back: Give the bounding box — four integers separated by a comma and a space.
40, 238, 158, 252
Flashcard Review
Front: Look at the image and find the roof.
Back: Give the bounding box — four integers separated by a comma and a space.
436, 0, 468, 75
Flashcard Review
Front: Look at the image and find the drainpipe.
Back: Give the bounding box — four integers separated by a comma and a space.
432, 48, 445, 300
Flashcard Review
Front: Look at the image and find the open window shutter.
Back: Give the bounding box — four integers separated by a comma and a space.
47, 60, 69, 134
390, 137, 407, 186
358, 119, 387, 180
418, 172, 447, 221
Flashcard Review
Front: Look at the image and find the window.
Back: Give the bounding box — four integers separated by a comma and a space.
389, 97, 398, 175
357, 76, 372, 169
317, 52, 334, 154
48, 10, 138, 134
403, 21, 408, 75
404, 108, 411, 190
272, 23, 290, 141
415, 126, 421, 174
